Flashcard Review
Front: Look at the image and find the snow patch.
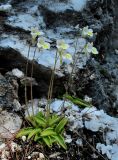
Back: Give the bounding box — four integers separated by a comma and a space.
41, 0, 87, 12
71, 0, 87, 11
51, 99, 118, 160
12, 68, 24, 78
50, 99, 80, 112
0, 4, 12, 12
7, 13, 44, 31
0, 34, 60, 69
96, 143, 118, 160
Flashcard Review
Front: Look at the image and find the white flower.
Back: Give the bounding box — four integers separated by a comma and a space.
56, 40, 71, 64
62, 53, 72, 61
83, 42, 93, 53
37, 37, 50, 50
83, 43, 98, 55
56, 40, 69, 50
91, 47, 98, 54
31, 27, 44, 40
58, 50, 72, 64
22, 136, 26, 142
81, 26, 93, 38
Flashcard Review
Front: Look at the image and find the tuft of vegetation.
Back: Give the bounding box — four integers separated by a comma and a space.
16, 112, 68, 150
16, 25, 98, 151
63, 94, 93, 108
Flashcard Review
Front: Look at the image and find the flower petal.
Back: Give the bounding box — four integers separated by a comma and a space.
56, 40, 69, 50
63, 53, 72, 61
42, 42, 50, 49
92, 47, 98, 54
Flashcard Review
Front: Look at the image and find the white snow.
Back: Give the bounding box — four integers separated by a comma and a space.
65, 135, 72, 143
96, 143, 112, 159
0, 34, 60, 69
81, 107, 118, 142
25, 99, 46, 117
7, 13, 44, 31
111, 144, 118, 160
41, 0, 87, 12
51, 100, 118, 160
0, 4, 12, 12
76, 138, 83, 146
96, 143, 118, 160
71, 0, 87, 11
12, 68, 24, 78
50, 99, 80, 112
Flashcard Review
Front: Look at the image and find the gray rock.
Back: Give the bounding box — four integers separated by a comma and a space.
0, 0, 116, 113
0, 73, 17, 109
0, 110, 22, 139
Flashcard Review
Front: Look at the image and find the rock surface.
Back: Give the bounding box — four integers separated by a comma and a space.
0, 110, 22, 139
0, 1, 117, 160
111, 0, 118, 49
0, 73, 18, 110
0, 0, 117, 112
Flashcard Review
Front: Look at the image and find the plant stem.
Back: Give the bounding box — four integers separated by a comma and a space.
25, 45, 31, 117
47, 51, 58, 116
68, 38, 87, 94
30, 47, 37, 116
68, 37, 78, 92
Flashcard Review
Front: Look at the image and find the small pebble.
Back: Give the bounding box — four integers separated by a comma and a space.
22, 136, 26, 142
39, 153, 45, 159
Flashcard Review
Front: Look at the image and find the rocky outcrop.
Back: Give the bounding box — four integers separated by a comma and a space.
0, 110, 22, 139
0, 0, 117, 113
0, 73, 18, 110
111, 0, 118, 49
39, 0, 114, 51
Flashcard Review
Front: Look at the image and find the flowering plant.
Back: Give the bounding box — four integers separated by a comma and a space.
81, 26, 93, 38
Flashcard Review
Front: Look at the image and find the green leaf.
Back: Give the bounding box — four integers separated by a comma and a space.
43, 136, 52, 147
16, 127, 34, 138
35, 111, 45, 118
59, 51, 63, 64
26, 116, 38, 127
52, 135, 67, 150
63, 94, 92, 108
27, 128, 42, 140
50, 136, 56, 144
41, 127, 57, 137
55, 118, 68, 133
35, 115, 46, 122
49, 115, 61, 126
34, 116, 46, 128
34, 134, 41, 142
